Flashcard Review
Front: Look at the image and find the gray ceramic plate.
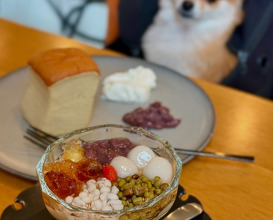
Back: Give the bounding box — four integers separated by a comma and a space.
0, 56, 215, 180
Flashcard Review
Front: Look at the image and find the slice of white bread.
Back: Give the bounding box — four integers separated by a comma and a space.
21, 48, 100, 136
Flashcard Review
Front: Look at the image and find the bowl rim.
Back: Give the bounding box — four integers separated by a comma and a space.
36, 124, 183, 215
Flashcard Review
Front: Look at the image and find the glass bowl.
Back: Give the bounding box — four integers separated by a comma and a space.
36, 124, 182, 220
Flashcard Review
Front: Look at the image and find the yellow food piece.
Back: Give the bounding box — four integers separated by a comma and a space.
62, 139, 85, 162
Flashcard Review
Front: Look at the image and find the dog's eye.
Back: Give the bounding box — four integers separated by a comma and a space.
207, 0, 217, 3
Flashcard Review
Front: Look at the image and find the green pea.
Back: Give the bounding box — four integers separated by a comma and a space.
144, 191, 154, 199
119, 179, 126, 187
114, 174, 171, 213
154, 180, 161, 188
125, 176, 132, 182
141, 183, 147, 188
122, 183, 133, 190
133, 186, 145, 196
117, 191, 124, 198
155, 188, 162, 195
132, 197, 143, 206
133, 186, 144, 196
149, 187, 156, 192
141, 176, 149, 183
129, 178, 136, 185
124, 189, 134, 197
160, 183, 169, 191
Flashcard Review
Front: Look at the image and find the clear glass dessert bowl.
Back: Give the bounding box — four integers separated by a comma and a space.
36, 124, 182, 220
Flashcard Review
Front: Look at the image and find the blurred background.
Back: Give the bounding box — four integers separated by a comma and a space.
0, 0, 108, 48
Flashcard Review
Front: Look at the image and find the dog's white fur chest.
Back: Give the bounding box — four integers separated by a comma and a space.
142, 0, 243, 82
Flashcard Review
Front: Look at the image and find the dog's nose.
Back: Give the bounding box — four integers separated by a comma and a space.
182, 1, 194, 11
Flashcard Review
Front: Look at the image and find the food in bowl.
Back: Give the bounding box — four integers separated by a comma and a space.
44, 139, 173, 209
21, 48, 100, 136
36, 124, 182, 220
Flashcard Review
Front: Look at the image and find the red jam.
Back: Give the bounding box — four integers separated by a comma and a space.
43, 159, 103, 199
76, 159, 103, 182
45, 170, 81, 199
122, 102, 181, 129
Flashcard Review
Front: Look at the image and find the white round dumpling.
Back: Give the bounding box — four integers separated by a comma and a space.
127, 145, 156, 168
110, 156, 138, 178
143, 157, 173, 183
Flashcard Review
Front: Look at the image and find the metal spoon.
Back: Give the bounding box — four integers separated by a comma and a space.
175, 148, 255, 163
163, 202, 203, 220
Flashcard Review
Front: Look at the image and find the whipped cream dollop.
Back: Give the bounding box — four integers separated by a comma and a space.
102, 66, 157, 103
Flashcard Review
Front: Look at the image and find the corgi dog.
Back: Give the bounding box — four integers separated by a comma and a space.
142, 0, 244, 83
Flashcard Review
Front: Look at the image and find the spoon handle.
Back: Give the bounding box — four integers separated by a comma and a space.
163, 202, 203, 220
175, 149, 254, 163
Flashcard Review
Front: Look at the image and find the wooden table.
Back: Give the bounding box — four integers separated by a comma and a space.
1, 18, 273, 219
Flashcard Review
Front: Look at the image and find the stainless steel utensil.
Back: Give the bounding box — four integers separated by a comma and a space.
24, 125, 254, 163
175, 149, 254, 163
163, 202, 203, 220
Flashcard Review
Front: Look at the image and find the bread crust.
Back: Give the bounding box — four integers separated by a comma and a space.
28, 48, 100, 86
